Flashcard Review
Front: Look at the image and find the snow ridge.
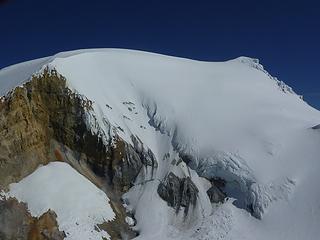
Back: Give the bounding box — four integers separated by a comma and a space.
234, 56, 297, 95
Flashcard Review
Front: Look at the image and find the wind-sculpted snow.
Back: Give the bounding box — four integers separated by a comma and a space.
1, 49, 320, 240
184, 151, 256, 210
174, 149, 297, 219
235, 56, 297, 95
248, 178, 296, 219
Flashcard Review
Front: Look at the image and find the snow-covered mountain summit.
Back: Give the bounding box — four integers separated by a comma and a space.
0, 49, 320, 240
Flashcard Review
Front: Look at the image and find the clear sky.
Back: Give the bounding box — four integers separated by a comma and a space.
1, 0, 319, 109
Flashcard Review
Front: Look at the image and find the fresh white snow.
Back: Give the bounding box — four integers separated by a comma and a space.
5, 162, 115, 240
1, 49, 320, 240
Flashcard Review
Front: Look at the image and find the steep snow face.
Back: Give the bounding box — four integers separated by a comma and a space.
4, 162, 115, 240
48, 50, 319, 181
1, 49, 320, 240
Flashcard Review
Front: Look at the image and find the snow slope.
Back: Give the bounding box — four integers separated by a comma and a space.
1, 49, 320, 240
2, 162, 115, 240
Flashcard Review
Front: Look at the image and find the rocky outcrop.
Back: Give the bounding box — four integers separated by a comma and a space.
0, 68, 97, 189
157, 172, 199, 215
98, 205, 138, 240
206, 177, 227, 203
0, 197, 65, 240
207, 186, 226, 203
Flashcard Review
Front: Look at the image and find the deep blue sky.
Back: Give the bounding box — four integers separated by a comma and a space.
1, 0, 319, 109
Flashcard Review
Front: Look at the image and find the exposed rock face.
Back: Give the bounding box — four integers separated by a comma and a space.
0, 68, 96, 188
207, 186, 226, 203
28, 210, 65, 240
157, 172, 199, 215
0, 68, 157, 191
131, 135, 158, 169
108, 136, 143, 193
0, 85, 50, 189
207, 178, 227, 203
0, 69, 158, 238
98, 207, 138, 240
0, 198, 65, 240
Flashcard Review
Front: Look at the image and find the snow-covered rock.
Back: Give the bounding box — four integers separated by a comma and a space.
5, 162, 115, 240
